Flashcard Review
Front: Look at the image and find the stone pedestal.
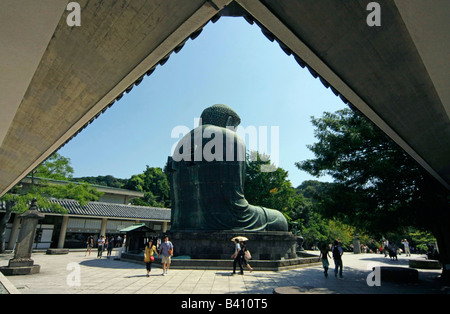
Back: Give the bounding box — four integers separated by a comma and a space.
167, 230, 298, 260
379, 266, 419, 283
121, 231, 321, 271
409, 259, 442, 269
46, 248, 69, 255
0, 261, 40, 276
0, 199, 44, 276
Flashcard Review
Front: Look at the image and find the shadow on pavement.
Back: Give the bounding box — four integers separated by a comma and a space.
79, 258, 143, 269
359, 255, 409, 266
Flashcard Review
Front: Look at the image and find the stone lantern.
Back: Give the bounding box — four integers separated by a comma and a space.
0, 199, 45, 275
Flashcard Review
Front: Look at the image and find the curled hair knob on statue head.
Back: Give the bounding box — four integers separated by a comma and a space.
200, 104, 241, 128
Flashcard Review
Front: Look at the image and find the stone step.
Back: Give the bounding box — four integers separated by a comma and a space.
120, 252, 320, 271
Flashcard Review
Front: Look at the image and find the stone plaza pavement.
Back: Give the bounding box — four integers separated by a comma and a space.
1, 250, 449, 294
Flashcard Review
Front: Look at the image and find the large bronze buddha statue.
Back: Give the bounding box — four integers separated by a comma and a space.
167, 104, 288, 232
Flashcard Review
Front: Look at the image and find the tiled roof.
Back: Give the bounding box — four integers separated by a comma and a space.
40, 198, 171, 221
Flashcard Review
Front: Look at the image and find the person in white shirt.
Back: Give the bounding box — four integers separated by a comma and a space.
97, 235, 105, 258
159, 236, 174, 275
402, 239, 411, 256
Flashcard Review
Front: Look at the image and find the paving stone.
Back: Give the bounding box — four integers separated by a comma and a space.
0, 250, 446, 294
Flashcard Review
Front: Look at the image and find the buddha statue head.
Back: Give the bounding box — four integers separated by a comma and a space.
200, 104, 241, 128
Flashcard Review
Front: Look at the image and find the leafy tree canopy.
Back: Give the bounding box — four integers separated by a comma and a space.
72, 175, 127, 189
244, 151, 305, 220
296, 108, 449, 237
0, 153, 103, 252
124, 166, 170, 208
31, 152, 74, 180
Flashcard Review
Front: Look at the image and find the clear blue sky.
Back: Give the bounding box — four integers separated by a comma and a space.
58, 17, 347, 188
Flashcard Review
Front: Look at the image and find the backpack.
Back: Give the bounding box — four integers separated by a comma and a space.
244, 250, 252, 261
333, 246, 341, 259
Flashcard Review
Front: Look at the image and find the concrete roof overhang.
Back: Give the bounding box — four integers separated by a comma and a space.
1, 0, 449, 197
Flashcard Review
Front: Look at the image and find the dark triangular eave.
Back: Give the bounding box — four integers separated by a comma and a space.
1, 0, 448, 198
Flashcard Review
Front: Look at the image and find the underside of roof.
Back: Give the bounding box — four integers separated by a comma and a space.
0, 0, 449, 197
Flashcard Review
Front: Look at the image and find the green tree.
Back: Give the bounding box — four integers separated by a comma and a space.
124, 166, 170, 208
296, 108, 450, 278
31, 152, 74, 181
0, 153, 102, 252
408, 229, 437, 253
244, 151, 305, 228
72, 175, 127, 188
294, 180, 356, 250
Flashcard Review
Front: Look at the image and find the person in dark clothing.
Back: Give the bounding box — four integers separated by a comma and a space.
107, 236, 114, 257
232, 239, 244, 275
85, 235, 93, 256
332, 240, 343, 278
319, 243, 331, 278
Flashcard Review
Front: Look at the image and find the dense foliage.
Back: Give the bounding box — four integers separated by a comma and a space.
123, 166, 171, 208
72, 175, 127, 189
0, 154, 102, 252
295, 108, 448, 253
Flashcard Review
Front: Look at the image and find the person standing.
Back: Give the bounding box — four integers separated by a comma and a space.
159, 236, 174, 276
402, 239, 411, 257
319, 243, 331, 278
144, 239, 159, 277
232, 239, 244, 275
383, 239, 389, 257
332, 240, 343, 278
97, 235, 105, 258
85, 235, 93, 256
107, 236, 114, 257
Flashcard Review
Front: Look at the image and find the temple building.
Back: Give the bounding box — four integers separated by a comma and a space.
0, 178, 171, 250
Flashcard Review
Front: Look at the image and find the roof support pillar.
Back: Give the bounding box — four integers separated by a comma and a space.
100, 218, 107, 238
7, 214, 21, 250
57, 215, 69, 248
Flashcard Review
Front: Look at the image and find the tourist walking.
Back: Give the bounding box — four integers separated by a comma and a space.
332, 240, 343, 278
240, 241, 253, 273
97, 235, 105, 258
159, 235, 174, 276
232, 239, 244, 275
144, 239, 159, 277
85, 234, 93, 256
388, 243, 398, 260
319, 243, 331, 277
106, 236, 114, 257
